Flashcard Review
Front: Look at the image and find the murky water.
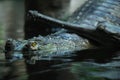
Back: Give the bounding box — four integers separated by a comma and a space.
0, 0, 25, 79
0, 0, 120, 80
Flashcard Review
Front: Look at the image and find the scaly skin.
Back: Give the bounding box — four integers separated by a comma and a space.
5, 33, 91, 64
5, 0, 120, 64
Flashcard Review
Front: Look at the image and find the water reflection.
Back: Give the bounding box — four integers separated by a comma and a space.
24, 48, 120, 80
0, 47, 120, 80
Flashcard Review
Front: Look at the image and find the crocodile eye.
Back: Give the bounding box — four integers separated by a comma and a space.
31, 42, 37, 47
30, 41, 38, 50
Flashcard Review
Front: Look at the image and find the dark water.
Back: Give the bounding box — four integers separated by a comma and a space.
0, 0, 120, 80
0, 48, 120, 80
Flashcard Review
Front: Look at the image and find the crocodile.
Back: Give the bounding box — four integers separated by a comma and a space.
5, 32, 91, 64
27, 0, 120, 46
5, 0, 120, 64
